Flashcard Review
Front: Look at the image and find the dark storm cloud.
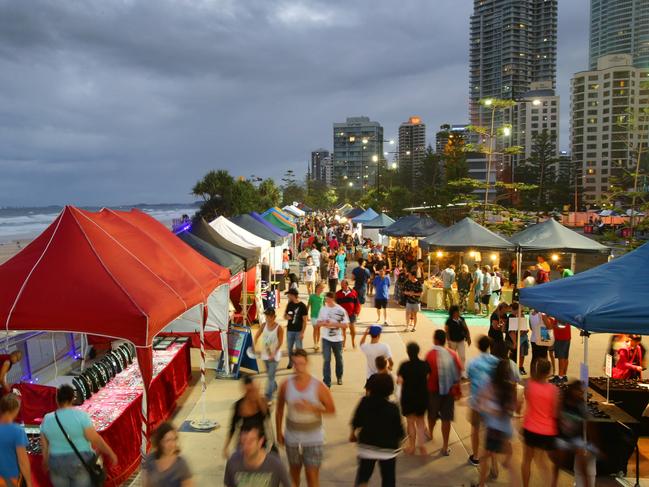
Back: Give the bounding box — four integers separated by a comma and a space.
0, 0, 588, 206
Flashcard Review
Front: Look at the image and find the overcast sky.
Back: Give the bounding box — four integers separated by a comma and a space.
0, 0, 589, 206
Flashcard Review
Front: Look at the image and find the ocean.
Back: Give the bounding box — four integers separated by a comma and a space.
0, 204, 201, 243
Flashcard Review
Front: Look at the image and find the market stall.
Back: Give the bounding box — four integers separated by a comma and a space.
520, 243, 649, 476
282, 204, 305, 218
0, 206, 229, 485
229, 213, 289, 273
360, 213, 395, 245
419, 217, 514, 309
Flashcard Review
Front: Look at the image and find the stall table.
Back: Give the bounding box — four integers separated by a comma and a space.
27, 342, 191, 487
589, 377, 649, 422
421, 285, 513, 310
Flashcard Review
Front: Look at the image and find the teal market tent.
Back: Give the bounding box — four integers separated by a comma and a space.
420, 217, 514, 251
519, 243, 649, 333
362, 213, 396, 229
509, 218, 610, 253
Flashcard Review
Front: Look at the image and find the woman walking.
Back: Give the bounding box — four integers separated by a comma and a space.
520, 358, 559, 487
456, 264, 473, 314
41, 385, 117, 487
253, 309, 284, 403
350, 374, 404, 487
336, 247, 347, 282
397, 343, 430, 456
143, 422, 193, 487
472, 359, 519, 487
327, 256, 340, 293
222, 377, 270, 459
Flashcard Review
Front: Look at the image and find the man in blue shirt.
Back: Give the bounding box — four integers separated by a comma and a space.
0, 393, 31, 487
351, 258, 371, 305
372, 266, 391, 324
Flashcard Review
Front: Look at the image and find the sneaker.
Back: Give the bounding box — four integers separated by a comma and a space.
383, 321, 388, 325
549, 375, 560, 384
287, 363, 293, 370
468, 455, 480, 466
519, 367, 527, 375
337, 378, 343, 385
561, 376, 568, 383
441, 447, 451, 456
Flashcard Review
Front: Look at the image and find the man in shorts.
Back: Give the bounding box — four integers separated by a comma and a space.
372, 267, 391, 324
351, 258, 371, 305
551, 322, 571, 383
402, 271, 423, 332
276, 349, 336, 487
425, 329, 463, 456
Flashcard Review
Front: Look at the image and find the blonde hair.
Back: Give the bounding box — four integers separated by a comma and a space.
460, 264, 469, 273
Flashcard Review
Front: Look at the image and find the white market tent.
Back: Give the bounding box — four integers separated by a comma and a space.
283, 205, 305, 217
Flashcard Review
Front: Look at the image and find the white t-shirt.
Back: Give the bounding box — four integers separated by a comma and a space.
529, 312, 554, 346
360, 342, 392, 378
317, 303, 349, 343
303, 265, 318, 283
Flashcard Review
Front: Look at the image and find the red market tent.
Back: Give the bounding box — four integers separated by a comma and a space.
0, 206, 229, 456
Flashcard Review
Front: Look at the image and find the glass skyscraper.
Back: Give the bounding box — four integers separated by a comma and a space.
589, 0, 649, 69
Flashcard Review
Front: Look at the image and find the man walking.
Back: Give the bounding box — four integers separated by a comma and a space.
351, 258, 371, 306
360, 325, 393, 380
440, 264, 456, 310
471, 264, 483, 315
552, 322, 571, 383
335, 280, 361, 349
316, 292, 349, 387
284, 289, 308, 369
425, 329, 462, 456
276, 349, 336, 487
372, 267, 391, 325
224, 422, 291, 487
402, 271, 423, 332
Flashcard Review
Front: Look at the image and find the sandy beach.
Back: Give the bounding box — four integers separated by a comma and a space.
0, 240, 30, 265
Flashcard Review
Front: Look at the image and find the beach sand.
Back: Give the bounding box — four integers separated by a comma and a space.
0, 240, 30, 265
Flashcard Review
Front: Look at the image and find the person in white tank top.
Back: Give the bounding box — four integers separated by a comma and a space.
276, 349, 335, 487
255, 308, 284, 402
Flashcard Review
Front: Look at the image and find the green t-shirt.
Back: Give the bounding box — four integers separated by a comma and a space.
562, 269, 574, 278
308, 293, 324, 319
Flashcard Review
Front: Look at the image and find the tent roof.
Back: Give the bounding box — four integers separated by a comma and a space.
520, 243, 649, 333
421, 217, 514, 250
190, 218, 259, 268
352, 208, 379, 223
381, 215, 420, 236
0, 206, 229, 347
297, 203, 313, 213
362, 213, 396, 229
282, 205, 305, 217
178, 230, 245, 275
229, 214, 286, 246
344, 207, 365, 218
382, 215, 445, 237
268, 207, 295, 222
509, 218, 610, 253
249, 212, 289, 237
337, 203, 353, 212
262, 211, 296, 233
210, 216, 271, 255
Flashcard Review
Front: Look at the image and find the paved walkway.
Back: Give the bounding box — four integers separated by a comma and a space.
154, 281, 642, 487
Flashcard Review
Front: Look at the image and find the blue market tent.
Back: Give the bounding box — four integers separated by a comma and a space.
362, 213, 396, 229
519, 243, 649, 333
345, 207, 366, 219
352, 208, 379, 223
382, 215, 420, 236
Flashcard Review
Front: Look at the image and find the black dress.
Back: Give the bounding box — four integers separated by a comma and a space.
397, 359, 430, 416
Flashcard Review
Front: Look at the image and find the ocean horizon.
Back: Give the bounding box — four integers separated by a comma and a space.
0, 203, 201, 243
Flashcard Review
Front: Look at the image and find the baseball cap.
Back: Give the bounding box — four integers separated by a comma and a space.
369, 325, 382, 337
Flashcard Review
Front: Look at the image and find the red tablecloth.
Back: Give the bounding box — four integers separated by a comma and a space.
29, 342, 191, 487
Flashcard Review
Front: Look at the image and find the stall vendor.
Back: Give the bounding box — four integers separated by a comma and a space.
613, 335, 644, 380
0, 351, 22, 395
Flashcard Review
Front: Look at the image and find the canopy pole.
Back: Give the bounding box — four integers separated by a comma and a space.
570, 253, 576, 273
516, 248, 522, 368
80, 334, 86, 372
242, 270, 248, 327
190, 304, 219, 431
141, 380, 148, 459
582, 330, 590, 444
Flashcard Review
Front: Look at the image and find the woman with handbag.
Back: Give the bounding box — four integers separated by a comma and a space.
41, 385, 117, 487
143, 423, 192, 487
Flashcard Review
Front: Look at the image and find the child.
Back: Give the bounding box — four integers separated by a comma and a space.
287, 273, 299, 293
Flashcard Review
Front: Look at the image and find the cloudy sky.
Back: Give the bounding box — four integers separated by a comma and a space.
0, 0, 589, 206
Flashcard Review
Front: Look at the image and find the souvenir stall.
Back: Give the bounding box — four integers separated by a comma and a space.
520, 243, 649, 478
382, 216, 446, 268
0, 206, 230, 487
419, 217, 514, 309
360, 213, 395, 246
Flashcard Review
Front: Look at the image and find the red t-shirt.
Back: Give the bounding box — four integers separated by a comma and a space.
554, 323, 571, 341
425, 348, 463, 393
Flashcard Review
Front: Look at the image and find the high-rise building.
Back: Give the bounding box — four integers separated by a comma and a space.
333, 117, 384, 190
310, 149, 333, 185
435, 124, 471, 154
589, 0, 649, 69
571, 54, 649, 203
469, 0, 557, 128
505, 81, 560, 169
398, 116, 426, 189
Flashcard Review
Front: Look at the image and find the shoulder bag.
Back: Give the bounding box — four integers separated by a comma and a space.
54, 412, 106, 487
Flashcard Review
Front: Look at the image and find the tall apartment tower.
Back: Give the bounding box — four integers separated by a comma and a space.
589, 0, 649, 69
398, 116, 426, 189
505, 81, 560, 169
310, 149, 333, 185
571, 54, 649, 203
469, 0, 558, 127
333, 117, 384, 189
